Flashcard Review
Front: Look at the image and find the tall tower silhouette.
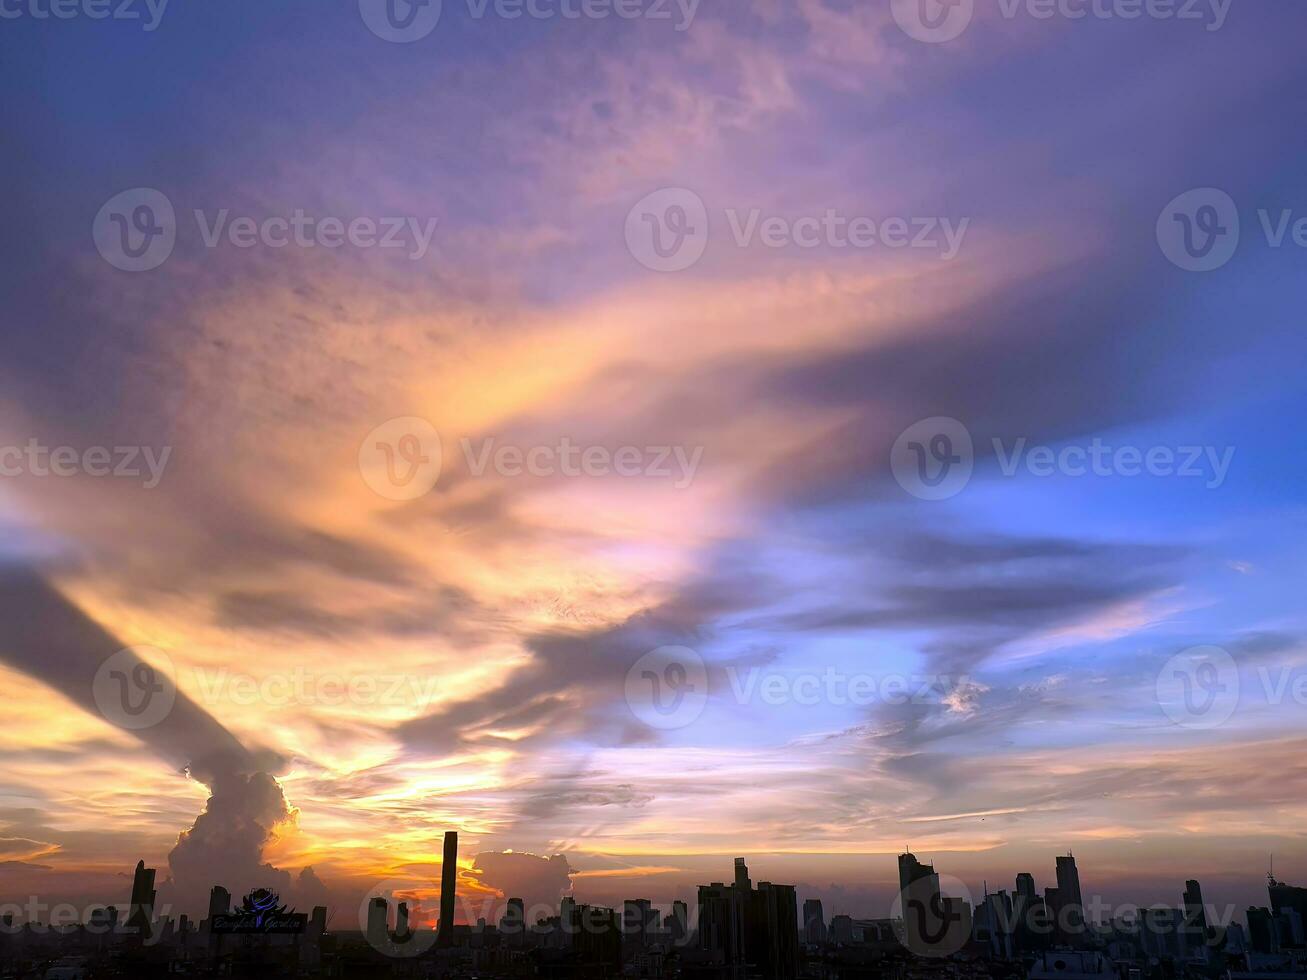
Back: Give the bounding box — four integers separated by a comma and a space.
127, 860, 156, 935
439, 831, 458, 946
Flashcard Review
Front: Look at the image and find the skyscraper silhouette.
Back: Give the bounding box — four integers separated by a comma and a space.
735, 857, 752, 893
439, 830, 458, 946
501, 896, 525, 941
207, 885, 230, 919
749, 881, 798, 979
898, 851, 937, 895
1055, 853, 1085, 938
367, 897, 388, 947
698, 881, 746, 973
803, 898, 826, 944
127, 860, 156, 936
1182, 879, 1209, 958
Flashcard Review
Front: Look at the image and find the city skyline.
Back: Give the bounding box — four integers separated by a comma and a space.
6, 838, 1304, 936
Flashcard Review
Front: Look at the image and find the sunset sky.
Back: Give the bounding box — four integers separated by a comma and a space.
2, 0, 1307, 931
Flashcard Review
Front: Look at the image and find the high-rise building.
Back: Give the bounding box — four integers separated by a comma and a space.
1044, 885, 1062, 937
898, 851, 937, 895
1012, 875, 1045, 952
668, 900, 688, 945
735, 857, 752, 893
439, 830, 458, 946
367, 897, 389, 947
979, 890, 1015, 958
803, 898, 826, 944
501, 896, 525, 940
207, 886, 230, 919
566, 903, 621, 971
749, 882, 799, 979
830, 914, 853, 945
699, 882, 746, 973
127, 860, 157, 935
624, 898, 656, 946
1055, 853, 1085, 938
1279, 908, 1306, 948
396, 901, 410, 939
1182, 879, 1209, 956
1269, 876, 1307, 937
1247, 906, 1278, 953
897, 849, 944, 947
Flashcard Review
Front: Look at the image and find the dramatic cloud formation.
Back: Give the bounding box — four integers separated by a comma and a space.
1, 0, 1305, 924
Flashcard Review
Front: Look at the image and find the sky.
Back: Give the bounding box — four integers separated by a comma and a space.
2, 0, 1307, 932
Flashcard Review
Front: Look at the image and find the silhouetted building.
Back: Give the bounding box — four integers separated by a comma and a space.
667, 899, 689, 945
899, 851, 938, 897
803, 898, 826, 944
207, 885, 230, 919
1247, 906, 1278, 953
735, 857, 752, 894
501, 896, 525, 941
1182, 879, 1209, 957
367, 896, 388, 948
1140, 906, 1183, 960
127, 860, 156, 936
1044, 886, 1061, 936
699, 882, 746, 972
1269, 876, 1307, 946
1012, 874, 1048, 952
565, 902, 621, 974
830, 914, 853, 944
1055, 853, 1085, 939
747, 882, 798, 979
396, 900, 410, 939
439, 830, 458, 946
978, 889, 1015, 958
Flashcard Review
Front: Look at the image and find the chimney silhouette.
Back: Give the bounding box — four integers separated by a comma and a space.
439, 831, 458, 946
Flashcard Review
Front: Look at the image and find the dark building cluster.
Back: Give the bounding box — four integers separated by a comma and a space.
6, 843, 1307, 980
